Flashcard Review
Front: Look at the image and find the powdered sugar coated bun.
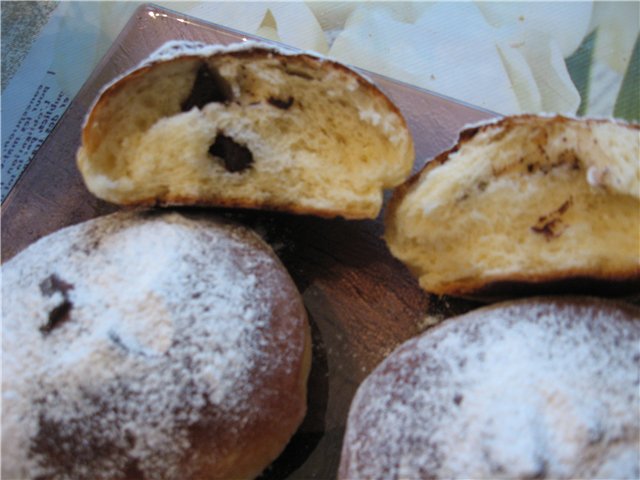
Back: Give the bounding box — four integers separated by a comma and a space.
339, 297, 640, 479
2, 211, 310, 480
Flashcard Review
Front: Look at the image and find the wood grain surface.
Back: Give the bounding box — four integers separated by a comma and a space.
1, 5, 496, 478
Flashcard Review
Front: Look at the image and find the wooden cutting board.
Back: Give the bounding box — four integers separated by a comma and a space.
0, 4, 497, 478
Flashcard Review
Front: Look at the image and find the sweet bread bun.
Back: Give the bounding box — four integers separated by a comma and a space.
76, 40, 414, 219
339, 296, 640, 479
385, 114, 640, 298
1, 211, 310, 480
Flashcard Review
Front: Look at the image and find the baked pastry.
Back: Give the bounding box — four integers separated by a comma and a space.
385, 114, 640, 298
1, 211, 311, 480
76, 40, 414, 219
339, 296, 640, 479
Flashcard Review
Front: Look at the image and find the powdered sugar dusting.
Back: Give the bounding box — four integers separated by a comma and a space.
84, 38, 378, 130
140, 39, 297, 67
2, 211, 305, 479
340, 297, 640, 479
138, 39, 374, 85
458, 112, 637, 136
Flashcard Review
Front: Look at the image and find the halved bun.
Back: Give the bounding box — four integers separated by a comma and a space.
77, 41, 414, 219
385, 114, 640, 298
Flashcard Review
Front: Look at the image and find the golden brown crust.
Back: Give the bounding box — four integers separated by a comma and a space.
436, 270, 640, 301
110, 194, 375, 220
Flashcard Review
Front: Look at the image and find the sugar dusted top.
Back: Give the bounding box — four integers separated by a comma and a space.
340, 297, 640, 479
2, 211, 305, 479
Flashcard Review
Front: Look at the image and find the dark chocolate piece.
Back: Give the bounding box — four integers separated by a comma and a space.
40, 301, 73, 335
268, 96, 294, 110
209, 134, 254, 173
39, 274, 73, 297
181, 63, 232, 111
39, 274, 74, 335
531, 198, 573, 240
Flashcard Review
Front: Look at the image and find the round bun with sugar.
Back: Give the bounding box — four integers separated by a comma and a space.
339, 296, 640, 480
1, 210, 310, 480
385, 114, 640, 298
77, 40, 414, 219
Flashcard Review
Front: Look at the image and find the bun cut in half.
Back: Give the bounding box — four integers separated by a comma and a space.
76, 41, 414, 219
385, 115, 640, 298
